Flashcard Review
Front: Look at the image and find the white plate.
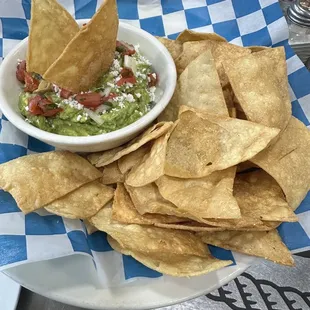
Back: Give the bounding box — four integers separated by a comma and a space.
0, 272, 20, 310
4, 254, 254, 309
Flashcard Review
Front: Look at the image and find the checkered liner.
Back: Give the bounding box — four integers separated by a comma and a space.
0, 0, 309, 284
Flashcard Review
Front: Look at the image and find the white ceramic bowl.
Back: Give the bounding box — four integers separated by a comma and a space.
0, 21, 176, 152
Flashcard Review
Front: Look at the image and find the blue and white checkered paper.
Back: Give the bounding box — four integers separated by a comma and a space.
0, 0, 309, 285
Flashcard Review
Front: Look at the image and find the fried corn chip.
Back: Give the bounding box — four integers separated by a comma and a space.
165, 108, 280, 178
112, 183, 183, 225
251, 117, 310, 210
156, 37, 183, 60
91, 122, 173, 167
125, 124, 176, 186
154, 222, 226, 232
108, 236, 231, 277
159, 50, 228, 122
27, 0, 79, 75
176, 29, 227, 43
223, 47, 291, 132
117, 144, 150, 174
175, 40, 251, 86
235, 170, 297, 222
156, 167, 241, 219
45, 180, 114, 219
198, 230, 294, 266
101, 162, 125, 185
43, 0, 118, 92
0, 151, 102, 214
84, 220, 98, 235
90, 207, 208, 257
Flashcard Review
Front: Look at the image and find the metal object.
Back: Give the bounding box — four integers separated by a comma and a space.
288, 0, 310, 27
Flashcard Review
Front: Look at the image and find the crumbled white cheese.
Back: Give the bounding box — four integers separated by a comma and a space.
136, 93, 141, 98
149, 86, 156, 93
77, 115, 82, 121
62, 98, 84, 110
112, 59, 121, 71
25, 106, 29, 111
126, 94, 135, 103
107, 82, 115, 88
151, 73, 157, 79
136, 71, 146, 79
111, 70, 119, 77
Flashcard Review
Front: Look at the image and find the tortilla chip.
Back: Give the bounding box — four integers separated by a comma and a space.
90, 207, 208, 257
234, 170, 297, 222
117, 144, 150, 174
0, 151, 102, 214
108, 236, 231, 277
248, 46, 269, 53
156, 167, 241, 219
175, 41, 251, 86
92, 122, 173, 167
27, 0, 79, 75
198, 230, 294, 266
156, 37, 183, 60
43, 0, 118, 92
45, 181, 114, 219
165, 108, 280, 178
101, 162, 125, 184
125, 124, 176, 186
84, 220, 98, 235
176, 30, 227, 43
155, 222, 226, 232
223, 47, 291, 132
88, 146, 124, 166
159, 50, 228, 122
112, 183, 183, 225
251, 117, 310, 210
125, 183, 193, 218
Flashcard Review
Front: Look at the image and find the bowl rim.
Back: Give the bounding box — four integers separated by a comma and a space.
0, 22, 176, 146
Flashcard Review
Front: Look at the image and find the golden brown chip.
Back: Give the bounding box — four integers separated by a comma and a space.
92, 122, 173, 167
176, 30, 227, 43
248, 46, 269, 52
223, 47, 291, 132
159, 50, 228, 122
45, 181, 114, 219
198, 230, 294, 266
125, 124, 176, 186
43, 0, 118, 92
117, 144, 150, 174
84, 220, 98, 235
175, 40, 251, 86
156, 167, 241, 219
234, 170, 297, 222
154, 222, 226, 232
112, 183, 184, 225
251, 117, 310, 210
101, 162, 125, 185
165, 108, 280, 178
156, 37, 183, 60
27, 0, 79, 75
90, 207, 208, 257
0, 151, 102, 214
108, 236, 232, 277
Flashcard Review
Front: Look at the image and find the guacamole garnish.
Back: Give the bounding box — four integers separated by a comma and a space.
16, 41, 158, 136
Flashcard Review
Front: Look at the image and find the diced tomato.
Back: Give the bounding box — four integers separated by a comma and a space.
116, 40, 135, 55
116, 76, 136, 86
148, 73, 157, 87
43, 108, 63, 117
24, 72, 40, 92
16, 60, 26, 83
101, 92, 117, 102
75, 92, 102, 108
60, 88, 72, 99
120, 68, 134, 78
28, 95, 43, 115
28, 95, 62, 117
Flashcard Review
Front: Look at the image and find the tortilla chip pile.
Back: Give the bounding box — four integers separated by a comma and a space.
27, 0, 118, 92
2, 29, 310, 277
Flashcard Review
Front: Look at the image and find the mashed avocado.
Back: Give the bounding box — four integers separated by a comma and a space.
18, 43, 157, 136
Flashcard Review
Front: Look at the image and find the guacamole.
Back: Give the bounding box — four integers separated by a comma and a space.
16, 42, 158, 136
